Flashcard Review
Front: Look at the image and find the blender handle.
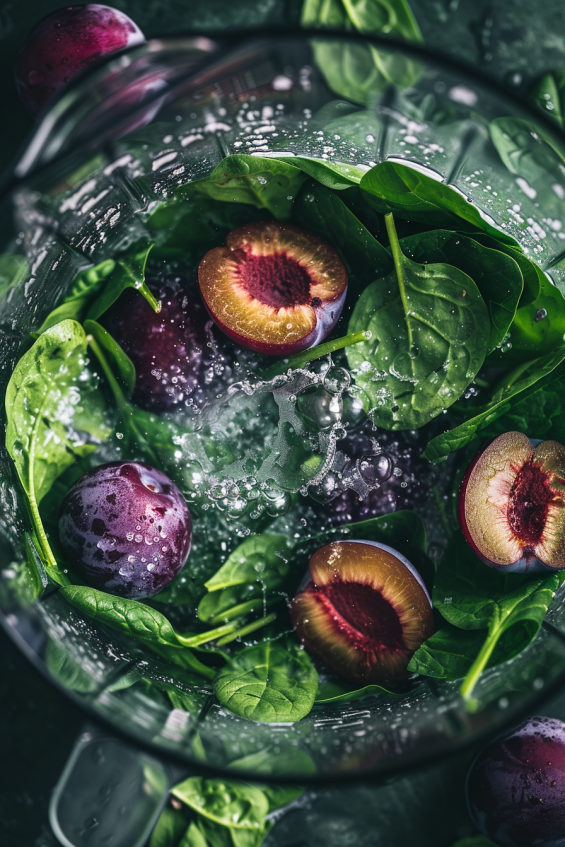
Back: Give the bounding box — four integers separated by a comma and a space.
49, 724, 190, 847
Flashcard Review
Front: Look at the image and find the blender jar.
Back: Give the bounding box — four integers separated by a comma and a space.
2, 31, 565, 816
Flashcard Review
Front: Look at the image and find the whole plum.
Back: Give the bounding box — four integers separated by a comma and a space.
15, 5, 145, 117
58, 462, 191, 599
466, 715, 565, 847
101, 273, 206, 412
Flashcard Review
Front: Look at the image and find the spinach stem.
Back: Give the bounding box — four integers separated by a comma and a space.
87, 333, 160, 466
263, 330, 370, 379
210, 598, 265, 626
459, 622, 501, 708
177, 620, 242, 648
216, 611, 277, 646
385, 213, 413, 349
26, 413, 62, 578
139, 282, 161, 314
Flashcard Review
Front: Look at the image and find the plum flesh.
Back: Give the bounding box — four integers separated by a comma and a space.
466, 716, 565, 847
290, 540, 434, 684
101, 272, 205, 412
15, 4, 145, 118
459, 431, 565, 572
58, 462, 191, 599
198, 221, 347, 356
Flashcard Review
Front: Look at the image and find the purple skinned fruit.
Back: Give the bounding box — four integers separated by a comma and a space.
15, 5, 145, 118
466, 715, 565, 847
58, 462, 192, 599
100, 273, 206, 412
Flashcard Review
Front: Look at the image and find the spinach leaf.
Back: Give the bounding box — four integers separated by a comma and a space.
228, 745, 316, 779
450, 837, 498, 847
86, 240, 159, 321
84, 319, 135, 397
315, 678, 405, 702
423, 345, 565, 462
399, 229, 523, 353
279, 156, 366, 188
322, 110, 382, 149
360, 162, 521, 247
171, 777, 269, 831
0, 254, 29, 299
35, 259, 116, 334
479, 374, 565, 442
59, 585, 219, 678
302, 0, 423, 103
293, 179, 392, 284
149, 805, 189, 847
468, 233, 540, 308
204, 534, 290, 593
46, 640, 99, 693
530, 70, 565, 128
347, 213, 490, 430
5, 320, 110, 582
174, 155, 308, 222
146, 195, 263, 262
489, 117, 565, 189
408, 623, 502, 681
214, 640, 318, 722
422, 532, 565, 700
197, 587, 265, 626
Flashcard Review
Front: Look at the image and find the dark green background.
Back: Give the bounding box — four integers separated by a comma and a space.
2, 1, 565, 845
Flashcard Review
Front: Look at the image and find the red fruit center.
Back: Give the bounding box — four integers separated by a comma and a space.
318, 580, 405, 650
508, 461, 554, 547
237, 252, 312, 309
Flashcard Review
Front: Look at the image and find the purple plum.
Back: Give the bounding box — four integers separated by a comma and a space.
101, 273, 206, 412
466, 716, 565, 847
58, 462, 191, 599
15, 5, 145, 118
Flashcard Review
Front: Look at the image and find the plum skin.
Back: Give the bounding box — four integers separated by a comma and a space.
58, 462, 191, 599
100, 273, 205, 412
466, 716, 565, 847
15, 5, 145, 118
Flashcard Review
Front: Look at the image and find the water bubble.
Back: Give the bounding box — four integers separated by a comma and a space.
357, 452, 393, 484
296, 385, 341, 430
322, 366, 351, 394
309, 473, 340, 503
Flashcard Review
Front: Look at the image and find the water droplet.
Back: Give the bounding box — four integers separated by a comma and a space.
535, 308, 548, 322
358, 453, 393, 484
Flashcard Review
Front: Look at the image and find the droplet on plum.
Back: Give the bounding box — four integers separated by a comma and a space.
289, 540, 434, 684
466, 716, 565, 847
100, 273, 205, 412
15, 4, 145, 117
198, 221, 348, 356
459, 431, 565, 572
58, 461, 191, 599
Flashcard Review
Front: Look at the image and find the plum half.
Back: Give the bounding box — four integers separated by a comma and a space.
466, 716, 565, 847
58, 462, 192, 599
459, 431, 565, 572
15, 5, 145, 118
289, 540, 434, 684
198, 221, 348, 356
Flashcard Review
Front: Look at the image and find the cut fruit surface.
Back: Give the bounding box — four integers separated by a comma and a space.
198, 221, 347, 355
459, 431, 565, 572
290, 540, 434, 684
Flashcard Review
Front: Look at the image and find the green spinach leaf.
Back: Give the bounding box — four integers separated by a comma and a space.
204, 534, 290, 593
360, 161, 521, 247
423, 345, 565, 462
315, 678, 405, 702
214, 640, 318, 722
149, 805, 189, 847
0, 254, 29, 299
347, 213, 490, 429
423, 532, 565, 700
171, 777, 269, 831
467, 233, 540, 308
84, 319, 135, 397
36, 259, 116, 334
530, 70, 565, 128
399, 229, 523, 353
174, 155, 308, 222
279, 156, 366, 189
86, 240, 159, 321
293, 179, 392, 284
302, 0, 423, 103
5, 320, 110, 582
489, 117, 565, 190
